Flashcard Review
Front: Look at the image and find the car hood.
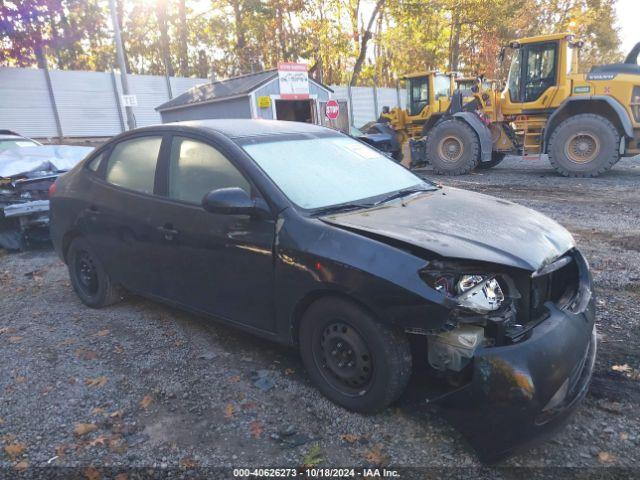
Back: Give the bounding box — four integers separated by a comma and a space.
321, 187, 574, 271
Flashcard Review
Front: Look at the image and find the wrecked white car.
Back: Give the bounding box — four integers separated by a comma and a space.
0, 144, 93, 250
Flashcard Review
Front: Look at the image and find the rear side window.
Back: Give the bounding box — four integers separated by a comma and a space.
86, 152, 104, 172
168, 136, 250, 204
105, 136, 162, 194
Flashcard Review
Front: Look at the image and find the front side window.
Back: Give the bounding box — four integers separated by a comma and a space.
434, 74, 452, 99
241, 134, 433, 210
507, 49, 522, 103
524, 42, 557, 102
105, 136, 162, 194
168, 136, 250, 204
409, 77, 429, 115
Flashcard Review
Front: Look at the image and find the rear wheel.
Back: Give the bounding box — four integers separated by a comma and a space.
425, 120, 480, 175
67, 237, 122, 308
299, 297, 412, 413
477, 152, 506, 170
548, 113, 620, 177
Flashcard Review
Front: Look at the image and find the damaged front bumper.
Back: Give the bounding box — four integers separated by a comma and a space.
434, 299, 597, 463
0, 175, 58, 250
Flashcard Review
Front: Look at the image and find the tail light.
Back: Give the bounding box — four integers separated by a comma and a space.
48, 181, 57, 197
632, 86, 640, 123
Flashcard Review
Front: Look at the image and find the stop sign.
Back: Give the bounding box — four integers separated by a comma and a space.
325, 100, 340, 120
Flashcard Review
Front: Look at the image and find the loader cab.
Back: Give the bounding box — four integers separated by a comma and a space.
405, 72, 454, 117
500, 34, 576, 114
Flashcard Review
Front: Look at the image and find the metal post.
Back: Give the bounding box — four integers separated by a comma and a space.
108, 0, 136, 130
395, 80, 402, 108
347, 85, 354, 127
39, 49, 63, 141
372, 76, 379, 120
111, 70, 126, 133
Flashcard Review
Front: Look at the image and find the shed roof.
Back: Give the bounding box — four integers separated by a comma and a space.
156, 69, 333, 112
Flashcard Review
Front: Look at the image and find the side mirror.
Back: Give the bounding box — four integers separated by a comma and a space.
202, 187, 263, 216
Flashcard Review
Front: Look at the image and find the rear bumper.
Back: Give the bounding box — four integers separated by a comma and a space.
435, 299, 597, 463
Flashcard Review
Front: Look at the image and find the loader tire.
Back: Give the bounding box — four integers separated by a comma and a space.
477, 152, 506, 170
425, 120, 480, 175
548, 114, 620, 177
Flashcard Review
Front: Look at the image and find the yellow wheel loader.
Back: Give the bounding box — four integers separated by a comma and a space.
386, 34, 640, 177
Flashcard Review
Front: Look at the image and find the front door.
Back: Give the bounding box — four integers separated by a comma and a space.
155, 134, 277, 332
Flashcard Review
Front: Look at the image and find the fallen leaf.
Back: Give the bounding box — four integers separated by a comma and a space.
598, 451, 615, 464
93, 329, 110, 337
140, 395, 153, 410
88, 435, 108, 447
85, 376, 108, 388
229, 375, 241, 383
91, 407, 105, 416
14, 461, 28, 471
75, 348, 98, 360
115, 474, 128, 480
340, 434, 360, 443
174, 340, 185, 347
108, 435, 127, 454
612, 364, 631, 373
114, 345, 124, 354
284, 368, 295, 375
55, 444, 69, 457
74, 423, 98, 436
41, 385, 54, 396
57, 338, 75, 347
241, 402, 257, 410
179, 457, 199, 469
301, 444, 323, 467
15, 376, 26, 384
0, 417, 4, 425
0, 327, 17, 335
4, 442, 26, 460
224, 403, 235, 419
109, 410, 123, 419
363, 444, 388, 466
8, 336, 22, 343
84, 466, 101, 480
249, 421, 263, 438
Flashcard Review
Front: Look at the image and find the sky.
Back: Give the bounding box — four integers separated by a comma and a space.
616, 0, 639, 54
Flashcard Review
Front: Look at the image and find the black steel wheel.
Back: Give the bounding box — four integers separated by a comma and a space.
67, 237, 122, 308
315, 321, 373, 395
299, 297, 412, 413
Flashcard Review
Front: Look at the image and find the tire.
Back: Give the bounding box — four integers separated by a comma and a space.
548, 113, 620, 177
67, 237, 122, 308
477, 152, 506, 170
299, 297, 412, 413
425, 119, 480, 175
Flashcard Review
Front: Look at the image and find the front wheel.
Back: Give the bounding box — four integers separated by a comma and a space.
425, 120, 480, 175
299, 297, 412, 413
548, 113, 620, 177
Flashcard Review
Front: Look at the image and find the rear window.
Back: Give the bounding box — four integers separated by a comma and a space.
105, 136, 162, 194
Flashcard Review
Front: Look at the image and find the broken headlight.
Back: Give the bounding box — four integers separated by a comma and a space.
431, 273, 506, 314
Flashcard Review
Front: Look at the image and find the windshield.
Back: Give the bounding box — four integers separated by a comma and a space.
0, 138, 40, 151
240, 134, 433, 210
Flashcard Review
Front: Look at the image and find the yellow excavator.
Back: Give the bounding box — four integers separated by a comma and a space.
384, 33, 640, 177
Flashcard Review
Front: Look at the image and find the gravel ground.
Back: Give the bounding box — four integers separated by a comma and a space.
1, 155, 639, 478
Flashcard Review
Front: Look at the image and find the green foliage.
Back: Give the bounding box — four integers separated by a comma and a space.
0, 0, 623, 84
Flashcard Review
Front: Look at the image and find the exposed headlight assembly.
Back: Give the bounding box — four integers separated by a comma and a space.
430, 272, 507, 314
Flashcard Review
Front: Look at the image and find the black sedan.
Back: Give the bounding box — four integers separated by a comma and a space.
50, 120, 596, 462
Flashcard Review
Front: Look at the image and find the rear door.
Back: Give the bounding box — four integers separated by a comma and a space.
85, 133, 168, 295
153, 134, 277, 332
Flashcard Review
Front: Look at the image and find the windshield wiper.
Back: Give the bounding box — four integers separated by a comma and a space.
312, 202, 375, 216
373, 187, 434, 206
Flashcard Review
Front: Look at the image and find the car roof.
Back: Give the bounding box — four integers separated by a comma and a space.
0, 134, 26, 140
142, 119, 335, 139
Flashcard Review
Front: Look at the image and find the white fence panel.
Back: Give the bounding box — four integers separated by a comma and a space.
350, 87, 376, 128
376, 88, 401, 111
0, 68, 58, 138
122, 74, 170, 127
50, 70, 123, 137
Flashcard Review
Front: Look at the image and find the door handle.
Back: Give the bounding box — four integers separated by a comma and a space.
157, 224, 179, 241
